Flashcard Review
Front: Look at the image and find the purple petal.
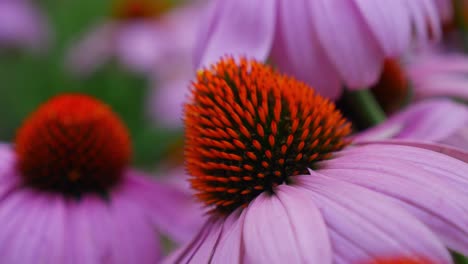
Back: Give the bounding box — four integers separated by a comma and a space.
406, 52, 468, 100
149, 75, 191, 129
115, 22, 167, 74
297, 173, 452, 264
353, 0, 410, 56
194, 0, 276, 69
107, 192, 162, 263
211, 210, 245, 263
275, 184, 332, 263
274, 0, 341, 99
65, 22, 117, 76
354, 140, 468, 163
319, 143, 468, 254
405, 0, 441, 45
0, 1, 50, 51
188, 218, 224, 263
308, 0, 384, 89
242, 190, 332, 263
0, 191, 66, 263
164, 217, 225, 263
120, 170, 205, 244
354, 99, 468, 147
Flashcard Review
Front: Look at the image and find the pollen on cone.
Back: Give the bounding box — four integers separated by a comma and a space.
15, 94, 131, 195
184, 57, 351, 214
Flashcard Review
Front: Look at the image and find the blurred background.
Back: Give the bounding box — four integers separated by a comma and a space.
0, 0, 193, 171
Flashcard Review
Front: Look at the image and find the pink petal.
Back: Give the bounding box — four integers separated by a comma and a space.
352, 0, 410, 56
164, 218, 219, 264
121, 170, 205, 244
149, 76, 191, 128
65, 21, 117, 76
354, 99, 468, 145
275, 184, 333, 263
242, 190, 332, 263
211, 210, 245, 263
297, 173, 452, 264
320, 144, 468, 254
308, 0, 384, 89
274, 0, 341, 99
194, 0, 276, 69
107, 192, 162, 263
115, 22, 167, 74
0, 191, 66, 263
405, 0, 441, 45
188, 218, 224, 263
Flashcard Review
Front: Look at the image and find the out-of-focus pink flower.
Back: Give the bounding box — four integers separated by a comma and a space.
194, 0, 446, 100
165, 58, 468, 264
0, 94, 203, 263
146, 3, 202, 128
354, 99, 468, 151
405, 49, 468, 100
0, 0, 50, 52
66, 0, 204, 76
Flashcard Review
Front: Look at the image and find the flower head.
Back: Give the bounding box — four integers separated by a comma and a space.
168, 58, 468, 263
186, 57, 350, 213
0, 94, 202, 263
15, 94, 130, 195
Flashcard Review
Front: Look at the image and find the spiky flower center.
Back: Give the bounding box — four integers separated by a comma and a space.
15, 94, 131, 196
185, 58, 351, 214
112, 0, 169, 20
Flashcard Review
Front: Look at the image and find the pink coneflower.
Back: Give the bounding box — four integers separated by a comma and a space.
354, 99, 468, 151
0, 0, 50, 52
167, 57, 468, 263
194, 0, 445, 99
66, 0, 203, 76
0, 94, 202, 263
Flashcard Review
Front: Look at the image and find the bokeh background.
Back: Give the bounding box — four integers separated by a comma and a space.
0, 0, 186, 170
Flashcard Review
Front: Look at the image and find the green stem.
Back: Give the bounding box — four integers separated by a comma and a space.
342, 89, 386, 128
453, 0, 468, 53
452, 251, 468, 264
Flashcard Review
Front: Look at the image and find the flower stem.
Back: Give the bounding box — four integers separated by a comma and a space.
341, 89, 386, 128
453, 0, 468, 53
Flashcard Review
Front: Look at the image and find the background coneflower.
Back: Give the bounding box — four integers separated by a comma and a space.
0, 94, 203, 263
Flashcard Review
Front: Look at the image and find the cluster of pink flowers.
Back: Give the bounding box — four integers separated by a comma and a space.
2, 0, 468, 263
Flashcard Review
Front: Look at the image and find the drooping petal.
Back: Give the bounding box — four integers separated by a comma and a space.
211, 210, 245, 263
274, 0, 341, 99
319, 144, 468, 254
405, 52, 468, 100
352, 0, 410, 56
405, 0, 441, 45
194, 0, 276, 69
353, 99, 468, 148
242, 190, 332, 263
121, 170, 205, 244
165, 218, 224, 263
308, 0, 384, 89
0, 191, 66, 263
296, 173, 452, 264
